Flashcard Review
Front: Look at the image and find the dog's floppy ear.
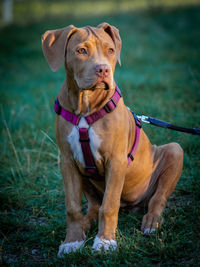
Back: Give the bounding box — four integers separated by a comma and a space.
98, 22, 122, 66
42, 25, 77, 72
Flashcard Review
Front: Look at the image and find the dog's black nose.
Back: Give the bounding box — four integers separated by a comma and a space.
95, 64, 110, 77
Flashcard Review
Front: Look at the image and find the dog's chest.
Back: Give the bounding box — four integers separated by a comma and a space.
67, 118, 102, 166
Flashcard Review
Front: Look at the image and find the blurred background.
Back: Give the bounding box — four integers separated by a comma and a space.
1, 0, 200, 25
0, 0, 200, 265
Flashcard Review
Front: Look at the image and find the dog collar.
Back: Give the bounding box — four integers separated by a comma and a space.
54, 86, 122, 125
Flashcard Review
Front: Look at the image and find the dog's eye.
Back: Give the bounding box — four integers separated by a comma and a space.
77, 48, 87, 55
108, 48, 114, 54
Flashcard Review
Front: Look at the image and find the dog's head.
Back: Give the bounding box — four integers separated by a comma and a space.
42, 23, 121, 91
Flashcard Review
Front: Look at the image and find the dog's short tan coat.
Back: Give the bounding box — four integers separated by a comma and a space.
42, 23, 183, 254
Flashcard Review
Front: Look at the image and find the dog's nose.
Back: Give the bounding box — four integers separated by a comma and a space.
95, 64, 110, 77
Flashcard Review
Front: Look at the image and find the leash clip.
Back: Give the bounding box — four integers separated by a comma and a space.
137, 115, 150, 124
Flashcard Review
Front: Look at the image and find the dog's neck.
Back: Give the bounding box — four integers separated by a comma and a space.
58, 74, 115, 116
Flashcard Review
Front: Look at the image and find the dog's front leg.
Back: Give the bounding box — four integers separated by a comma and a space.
92, 158, 127, 251
58, 156, 85, 257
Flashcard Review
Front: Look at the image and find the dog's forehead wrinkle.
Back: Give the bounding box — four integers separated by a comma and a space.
85, 26, 99, 39
84, 26, 114, 47
69, 28, 90, 45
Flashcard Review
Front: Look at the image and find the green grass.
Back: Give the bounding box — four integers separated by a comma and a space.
1, 0, 200, 26
0, 3, 200, 266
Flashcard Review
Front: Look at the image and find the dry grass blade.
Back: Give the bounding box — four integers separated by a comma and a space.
1, 106, 22, 172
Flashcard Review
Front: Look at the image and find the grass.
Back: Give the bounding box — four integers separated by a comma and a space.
0, 2, 200, 266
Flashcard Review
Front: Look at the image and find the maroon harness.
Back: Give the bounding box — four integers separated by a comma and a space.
54, 86, 141, 180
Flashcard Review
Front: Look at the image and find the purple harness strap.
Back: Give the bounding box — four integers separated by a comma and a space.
127, 120, 141, 166
54, 86, 141, 180
78, 128, 102, 179
54, 86, 122, 126
54, 100, 80, 125
85, 87, 121, 124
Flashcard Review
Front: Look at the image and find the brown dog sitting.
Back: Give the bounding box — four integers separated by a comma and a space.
42, 23, 183, 256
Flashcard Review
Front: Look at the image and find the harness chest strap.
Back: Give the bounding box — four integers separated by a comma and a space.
54, 86, 141, 179
78, 128, 101, 178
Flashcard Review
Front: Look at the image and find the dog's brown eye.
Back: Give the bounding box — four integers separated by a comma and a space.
108, 48, 114, 54
77, 48, 87, 55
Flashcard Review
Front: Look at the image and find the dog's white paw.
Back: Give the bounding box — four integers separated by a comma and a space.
92, 235, 117, 251
57, 240, 84, 257
143, 228, 156, 235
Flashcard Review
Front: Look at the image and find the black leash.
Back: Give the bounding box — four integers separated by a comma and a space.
137, 115, 200, 136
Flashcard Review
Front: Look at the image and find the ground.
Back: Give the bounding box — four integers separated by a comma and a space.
0, 2, 200, 266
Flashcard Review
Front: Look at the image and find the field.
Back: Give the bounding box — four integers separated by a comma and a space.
0, 2, 200, 266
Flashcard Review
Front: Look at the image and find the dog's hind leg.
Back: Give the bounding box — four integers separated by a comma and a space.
141, 142, 183, 234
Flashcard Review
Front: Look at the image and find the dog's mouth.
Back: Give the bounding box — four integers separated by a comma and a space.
85, 81, 109, 91
92, 82, 109, 90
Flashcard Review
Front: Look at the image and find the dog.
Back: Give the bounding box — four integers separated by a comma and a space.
42, 23, 183, 256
